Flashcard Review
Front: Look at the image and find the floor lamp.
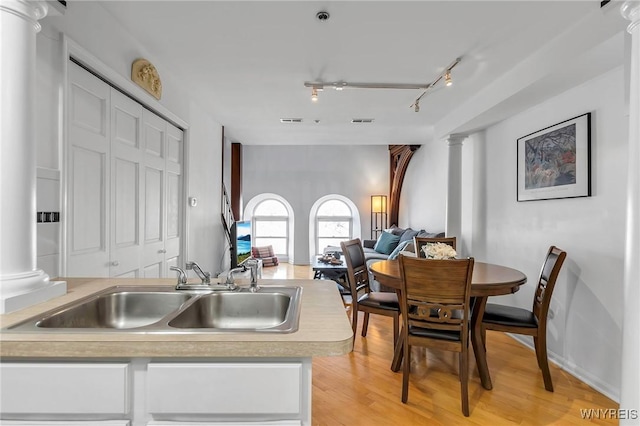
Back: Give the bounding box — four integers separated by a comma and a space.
371, 195, 387, 239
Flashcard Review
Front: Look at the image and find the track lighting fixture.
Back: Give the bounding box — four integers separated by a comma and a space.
304, 57, 461, 112
411, 57, 460, 112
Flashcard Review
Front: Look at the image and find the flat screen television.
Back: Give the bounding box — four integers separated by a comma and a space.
231, 220, 252, 268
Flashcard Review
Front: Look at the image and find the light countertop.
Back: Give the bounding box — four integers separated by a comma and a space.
0, 278, 353, 359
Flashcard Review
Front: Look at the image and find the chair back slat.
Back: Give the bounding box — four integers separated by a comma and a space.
532, 246, 567, 320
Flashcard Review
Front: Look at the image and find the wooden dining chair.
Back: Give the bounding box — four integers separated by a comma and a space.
481, 245, 567, 392
340, 239, 400, 347
398, 255, 475, 416
413, 236, 457, 258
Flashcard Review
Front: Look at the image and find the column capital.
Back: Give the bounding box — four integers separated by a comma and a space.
447, 134, 467, 146
621, 1, 640, 33
0, 0, 48, 32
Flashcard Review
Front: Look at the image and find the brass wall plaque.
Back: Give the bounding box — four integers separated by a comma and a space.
131, 58, 162, 100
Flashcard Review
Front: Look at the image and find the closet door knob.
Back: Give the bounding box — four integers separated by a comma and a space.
111, 261, 119, 266
158, 249, 167, 254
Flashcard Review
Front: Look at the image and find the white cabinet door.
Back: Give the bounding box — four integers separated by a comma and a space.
66, 61, 111, 277
147, 422, 300, 425
147, 363, 302, 416
1, 421, 129, 426
0, 363, 129, 414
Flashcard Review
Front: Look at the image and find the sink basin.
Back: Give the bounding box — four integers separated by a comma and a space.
5, 285, 302, 334
168, 288, 301, 332
37, 291, 192, 329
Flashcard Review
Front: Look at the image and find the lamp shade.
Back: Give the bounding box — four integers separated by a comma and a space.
371, 195, 387, 214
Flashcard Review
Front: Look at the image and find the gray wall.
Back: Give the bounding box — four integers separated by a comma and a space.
242, 145, 389, 264
401, 66, 626, 401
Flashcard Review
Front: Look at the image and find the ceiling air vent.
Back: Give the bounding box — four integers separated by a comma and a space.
351, 118, 375, 124
280, 118, 303, 123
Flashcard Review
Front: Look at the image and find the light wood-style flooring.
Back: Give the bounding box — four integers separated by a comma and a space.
262, 262, 619, 425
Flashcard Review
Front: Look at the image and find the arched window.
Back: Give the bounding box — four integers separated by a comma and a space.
313, 197, 355, 254
245, 194, 293, 261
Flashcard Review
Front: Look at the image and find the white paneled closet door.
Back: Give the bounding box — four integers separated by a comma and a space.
141, 111, 183, 278
164, 123, 183, 275
66, 61, 182, 278
110, 90, 143, 278
67, 61, 111, 277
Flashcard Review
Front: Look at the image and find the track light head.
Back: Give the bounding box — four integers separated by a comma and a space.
311, 87, 318, 102
414, 100, 420, 112
445, 71, 452, 87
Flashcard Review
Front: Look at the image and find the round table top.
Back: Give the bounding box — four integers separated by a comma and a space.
369, 259, 527, 297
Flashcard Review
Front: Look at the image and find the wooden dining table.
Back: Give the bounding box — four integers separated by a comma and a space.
369, 259, 527, 390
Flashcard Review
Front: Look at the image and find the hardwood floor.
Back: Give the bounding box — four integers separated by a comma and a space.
262, 262, 619, 425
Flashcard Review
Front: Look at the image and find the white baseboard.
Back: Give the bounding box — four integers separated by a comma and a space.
507, 334, 620, 403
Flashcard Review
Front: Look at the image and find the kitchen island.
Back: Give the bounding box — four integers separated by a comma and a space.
0, 277, 353, 426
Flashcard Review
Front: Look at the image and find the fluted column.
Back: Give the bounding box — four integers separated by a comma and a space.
446, 134, 466, 244
0, 0, 65, 313
621, 1, 640, 419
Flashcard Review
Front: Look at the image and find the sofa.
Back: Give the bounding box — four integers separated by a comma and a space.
364, 226, 445, 291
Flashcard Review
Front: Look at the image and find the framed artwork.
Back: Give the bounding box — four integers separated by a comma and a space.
517, 112, 591, 202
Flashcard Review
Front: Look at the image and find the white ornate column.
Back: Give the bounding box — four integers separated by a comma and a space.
621, 1, 640, 420
446, 134, 466, 244
0, 0, 65, 313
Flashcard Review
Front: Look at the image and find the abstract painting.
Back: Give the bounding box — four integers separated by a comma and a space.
517, 113, 591, 201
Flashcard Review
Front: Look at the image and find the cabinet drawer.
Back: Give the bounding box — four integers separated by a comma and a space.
0, 363, 129, 414
148, 422, 300, 425
147, 363, 302, 415
0, 422, 129, 426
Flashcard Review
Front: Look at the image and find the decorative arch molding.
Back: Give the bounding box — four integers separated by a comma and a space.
244, 193, 295, 263
308, 194, 362, 261
388, 145, 421, 227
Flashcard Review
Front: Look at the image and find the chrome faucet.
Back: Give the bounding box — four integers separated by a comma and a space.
224, 265, 247, 288
245, 259, 260, 292
186, 261, 211, 284
170, 266, 187, 286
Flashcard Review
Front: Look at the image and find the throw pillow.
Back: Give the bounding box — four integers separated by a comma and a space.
373, 231, 401, 255
416, 230, 446, 238
388, 239, 412, 260
399, 228, 419, 244
386, 225, 405, 236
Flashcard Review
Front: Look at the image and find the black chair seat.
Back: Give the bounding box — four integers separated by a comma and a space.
483, 303, 538, 328
408, 325, 461, 342
358, 292, 399, 311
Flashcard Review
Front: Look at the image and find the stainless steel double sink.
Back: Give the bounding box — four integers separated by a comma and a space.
5, 285, 302, 333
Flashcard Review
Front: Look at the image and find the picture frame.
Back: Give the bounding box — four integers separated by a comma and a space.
517, 112, 591, 202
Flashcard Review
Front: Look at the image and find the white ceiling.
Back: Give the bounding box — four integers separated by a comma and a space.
95, 1, 627, 145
